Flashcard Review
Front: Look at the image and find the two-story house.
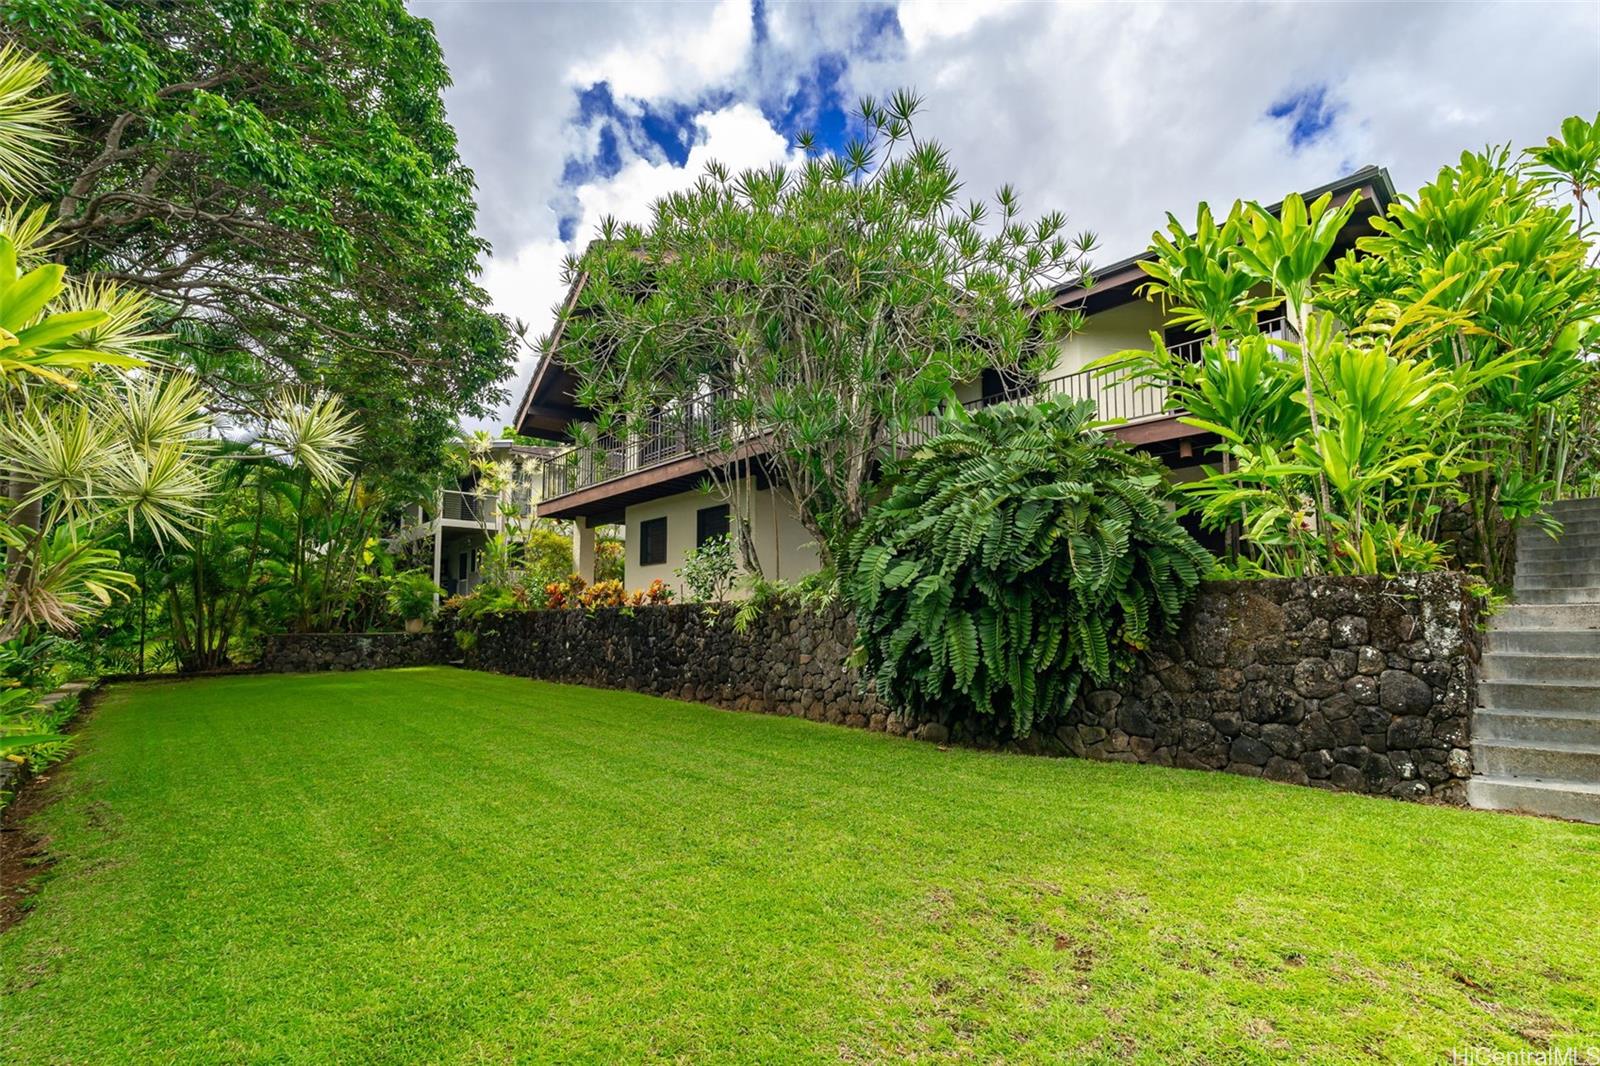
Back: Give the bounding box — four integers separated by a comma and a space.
512, 167, 1396, 596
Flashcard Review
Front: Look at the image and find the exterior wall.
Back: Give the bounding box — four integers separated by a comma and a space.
1052, 299, 1166, 376
624, 485, 823, 598
1048, 299, 1169, 422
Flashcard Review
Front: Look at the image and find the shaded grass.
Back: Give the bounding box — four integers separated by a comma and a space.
1, 667, 1596, 1062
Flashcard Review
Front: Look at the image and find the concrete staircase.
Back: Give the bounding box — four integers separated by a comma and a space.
1469, 498, 1600, 823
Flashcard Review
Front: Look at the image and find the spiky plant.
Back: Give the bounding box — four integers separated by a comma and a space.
845, 397, 1211, 737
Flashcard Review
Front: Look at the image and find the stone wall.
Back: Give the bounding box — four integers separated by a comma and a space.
257, 631, 447, 673
279, 573, 1479, 804
453, 605, 890, 728
1052, 573, 1481, 804
452, 573, 1480, 804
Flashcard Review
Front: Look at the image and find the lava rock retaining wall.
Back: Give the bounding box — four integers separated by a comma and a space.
257, 631, 447, 673
277, 573, 1482, 804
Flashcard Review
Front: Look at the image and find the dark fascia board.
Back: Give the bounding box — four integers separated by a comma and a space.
1051, 165, 1397, 309
511, 272, 589, 439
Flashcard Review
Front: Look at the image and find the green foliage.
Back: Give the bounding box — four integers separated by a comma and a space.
0, 683, 70, 762
385, 569, 444, 625
594, 532, 625, 584
845, 398, 1210, 736
3, 0, 517, 479
730, 569, 838, 634
556, 90, 1095, 567
519, 526, 575, 590
1097, 117, 1600, 581
0, 632, 60, 689
677, 534, 737, 603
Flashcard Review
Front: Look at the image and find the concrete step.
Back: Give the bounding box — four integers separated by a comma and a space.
1475, 708, 1600, 745
1547, 497, 1600, 515
1481, 652, 1600, 685
1479, 678, 1600, 713
1485, 628, 1600, 655
1524, 522, 1600, 544
1468, 776, 1600, 823
1490, 604, 1600, 631
1513, 586, 1600, 605
1516, 557, 1600, 578
1515, 570, 1600, 591
1472, 738, 1600, 781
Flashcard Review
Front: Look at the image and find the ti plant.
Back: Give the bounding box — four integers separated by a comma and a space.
1096, 114, 1600, 582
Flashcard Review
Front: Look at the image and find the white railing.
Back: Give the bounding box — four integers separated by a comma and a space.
438, 488, 536, 524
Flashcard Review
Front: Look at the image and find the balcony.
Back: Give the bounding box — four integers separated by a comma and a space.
538, 318, 1297, 505
540, 386, 741, 502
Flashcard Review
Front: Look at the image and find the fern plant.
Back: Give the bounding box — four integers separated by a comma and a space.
844, 397, 1211, 737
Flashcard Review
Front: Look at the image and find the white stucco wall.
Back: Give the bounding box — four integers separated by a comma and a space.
1047, 299, 1171, 422
624, 484, 824, 598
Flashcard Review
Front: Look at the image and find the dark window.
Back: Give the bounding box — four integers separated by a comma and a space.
639, 517, 667, 566
696, 504, 730, 548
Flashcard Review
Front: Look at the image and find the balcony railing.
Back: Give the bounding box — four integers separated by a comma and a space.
542, 386, 740, 500
540, 321, 1300, 501
439, 488, 536, 524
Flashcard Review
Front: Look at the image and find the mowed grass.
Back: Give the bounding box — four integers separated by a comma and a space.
2, 669, 1596, 1063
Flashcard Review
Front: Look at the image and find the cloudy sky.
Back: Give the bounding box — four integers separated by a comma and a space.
413, 0, 1600, 427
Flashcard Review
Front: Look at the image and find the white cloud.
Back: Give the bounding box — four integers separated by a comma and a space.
566, 0, 753, 101
424, 0, 1600, 427
896, 0, 1019, 52
847, 0, 1599, 258
572, 104, 799, 237
471, 104, 801, 429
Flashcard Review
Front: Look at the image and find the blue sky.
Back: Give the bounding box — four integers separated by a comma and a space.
416, 0, 1600, 426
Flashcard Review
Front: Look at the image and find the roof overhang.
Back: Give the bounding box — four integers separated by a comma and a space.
1050, 165, 1397, 315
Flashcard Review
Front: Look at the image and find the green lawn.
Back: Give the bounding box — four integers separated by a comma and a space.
2, 669, 1596, 1063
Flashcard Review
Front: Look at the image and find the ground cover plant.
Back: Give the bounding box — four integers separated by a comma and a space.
2, 669, 1595, 1062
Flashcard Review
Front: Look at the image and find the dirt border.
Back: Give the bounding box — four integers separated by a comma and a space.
0, 685, 102, 934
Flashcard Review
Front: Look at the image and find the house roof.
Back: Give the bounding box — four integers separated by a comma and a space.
1050, 165, 1396, 313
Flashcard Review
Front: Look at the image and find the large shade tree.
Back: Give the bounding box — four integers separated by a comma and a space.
0, 0, 517, 478
553, 91, 1096, 573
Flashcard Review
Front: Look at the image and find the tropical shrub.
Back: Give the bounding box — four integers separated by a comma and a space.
385, 569, 445, 625
677, 534, 736, 603
578, 579, 627, 609
0, 685, 70, 762
730, 570, 838, 634
644, 579, 674, 605
520, 526, 576, 589
1096, 116, 1600, 582
542, 574, 587, 610
845, 398, 1211, 736
594, 534, 625, 583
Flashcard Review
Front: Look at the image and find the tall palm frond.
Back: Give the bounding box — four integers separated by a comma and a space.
260, 390, 361, 486
0, 43, 66, 198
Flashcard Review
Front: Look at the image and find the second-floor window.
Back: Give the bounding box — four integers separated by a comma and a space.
696, 504, 730, 548
639, 517, 667, 566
